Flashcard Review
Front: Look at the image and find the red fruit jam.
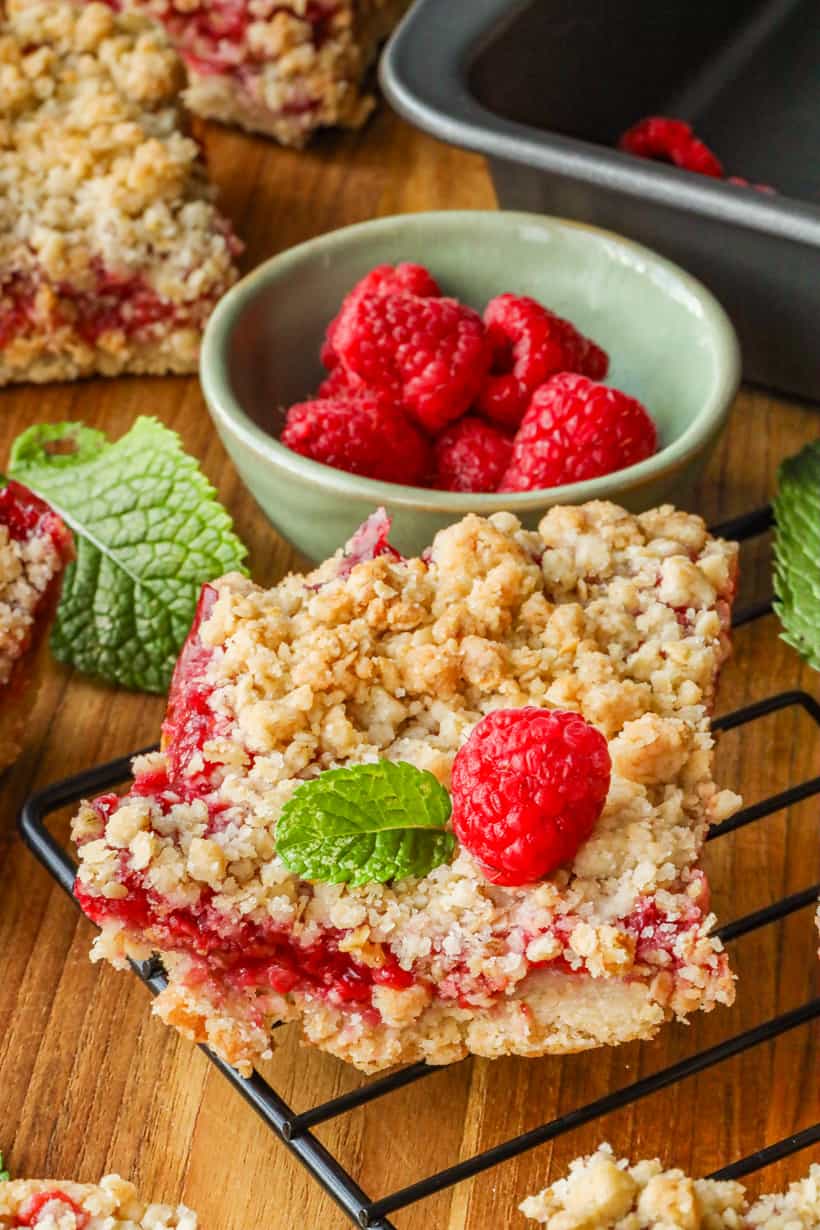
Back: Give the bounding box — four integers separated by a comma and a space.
100, 1, 336, 76
74, 874, 415, 1010
16, 1191, 90, 1230
160, 584, 230, 788
0, 481, 71, 554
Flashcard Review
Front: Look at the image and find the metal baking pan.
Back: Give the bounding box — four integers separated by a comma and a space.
381, 0, 820, 401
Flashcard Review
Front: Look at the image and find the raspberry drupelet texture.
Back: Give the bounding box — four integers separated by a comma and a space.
618, 117, 724, 178
281, 393, 431, 484
477, 294, 609, 429
431, 416, 513, 492
332, 290, 493, 434
321, 262, 441, 371
451, 707, 612, 885
501, 373, 658, 492
316, 364, 359, 399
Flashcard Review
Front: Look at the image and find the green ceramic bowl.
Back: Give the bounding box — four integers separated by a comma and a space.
200, 211, 740, 561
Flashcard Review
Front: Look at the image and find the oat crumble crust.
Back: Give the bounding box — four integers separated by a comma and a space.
0, 0, 239, 386
95, 1, 412, 147
72, 502, 741, 1074
519, 1144, 820, 1229
0, 1176, 197, 1230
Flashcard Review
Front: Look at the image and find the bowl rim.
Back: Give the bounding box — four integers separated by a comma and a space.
200, 209, 741, 512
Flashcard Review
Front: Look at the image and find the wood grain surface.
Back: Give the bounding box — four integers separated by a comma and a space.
0, 108, 817, 1230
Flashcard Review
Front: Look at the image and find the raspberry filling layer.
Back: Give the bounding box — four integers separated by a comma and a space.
77, 766, 716, 1016
99, 1, 337, 78
74, 870, 415, 1009
0, 481, 71, 551
0, 262, 233, 354
75, 824, 714, 1018
15, 1192, 89, 1230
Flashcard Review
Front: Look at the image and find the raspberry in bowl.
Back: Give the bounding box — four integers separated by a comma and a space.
200, 210, 740, 560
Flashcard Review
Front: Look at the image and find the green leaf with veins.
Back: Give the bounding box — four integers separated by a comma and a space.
276, 760, 455, 886
773, 439, 820, 671
9, 418, 247, 693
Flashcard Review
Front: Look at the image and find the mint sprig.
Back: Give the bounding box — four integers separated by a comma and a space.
9, 418, 247, 693
773, 440, 820, 671
277, 761, 455, 886
0, 1152, 9, 1181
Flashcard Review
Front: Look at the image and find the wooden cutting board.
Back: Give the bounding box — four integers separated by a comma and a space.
0, 107, 817, 1230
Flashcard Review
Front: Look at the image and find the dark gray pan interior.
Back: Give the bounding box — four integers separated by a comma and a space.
381, 0, 820, 400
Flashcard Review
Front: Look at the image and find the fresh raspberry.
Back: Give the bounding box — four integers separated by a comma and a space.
316, 364, 362, 399
451, 707, 611, 885
333, 291, 493, 434
500, 373, 658, 492
281, 393, 430, 485
321, 263, 441, 371
477, 294, 609, 429
430, 417, 513, 492
618, 116, 724, 178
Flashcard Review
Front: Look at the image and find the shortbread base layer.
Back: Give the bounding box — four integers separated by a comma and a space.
184, 71, 375, 148
0, 330, 204, 387
93, 916, 724, 1074
162, 967, 669, 1075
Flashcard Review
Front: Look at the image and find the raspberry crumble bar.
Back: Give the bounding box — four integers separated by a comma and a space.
520, 1144, 820, 1228
0, 1175, 196, 1230
73, 501, 740, 1074
93, 1, 411, 147
0, 1, 240, 387
0, 482, 73, 771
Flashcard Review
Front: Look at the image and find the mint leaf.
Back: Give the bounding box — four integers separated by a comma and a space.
0, 1152, 9, 1181
9, 418, 247, 693
277, 761, 455, 886
773, 440, 820, 671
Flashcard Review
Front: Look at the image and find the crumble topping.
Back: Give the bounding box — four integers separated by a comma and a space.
0, 1175, 196, 1230
73, 502, 740, 1072
520, 1144, 820, 1229
0, 523, 66, 686
96, 0, 411, 147
0, 0, 239, 383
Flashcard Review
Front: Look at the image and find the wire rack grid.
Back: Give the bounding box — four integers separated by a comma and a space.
18, 502, 820, 1230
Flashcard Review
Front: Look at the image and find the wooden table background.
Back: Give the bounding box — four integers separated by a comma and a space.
0, 108, 818, 1230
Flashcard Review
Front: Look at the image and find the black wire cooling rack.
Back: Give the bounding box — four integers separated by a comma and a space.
18, 503, 820, 1229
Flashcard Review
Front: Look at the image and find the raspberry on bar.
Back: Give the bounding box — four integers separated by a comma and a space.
0, 1175, 197, 1230
93, 1, 412, 148
0, 1, 240, 387
519, 1144, 820, 1228
73, 501, 739, 1075
0, 482, 73, 772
